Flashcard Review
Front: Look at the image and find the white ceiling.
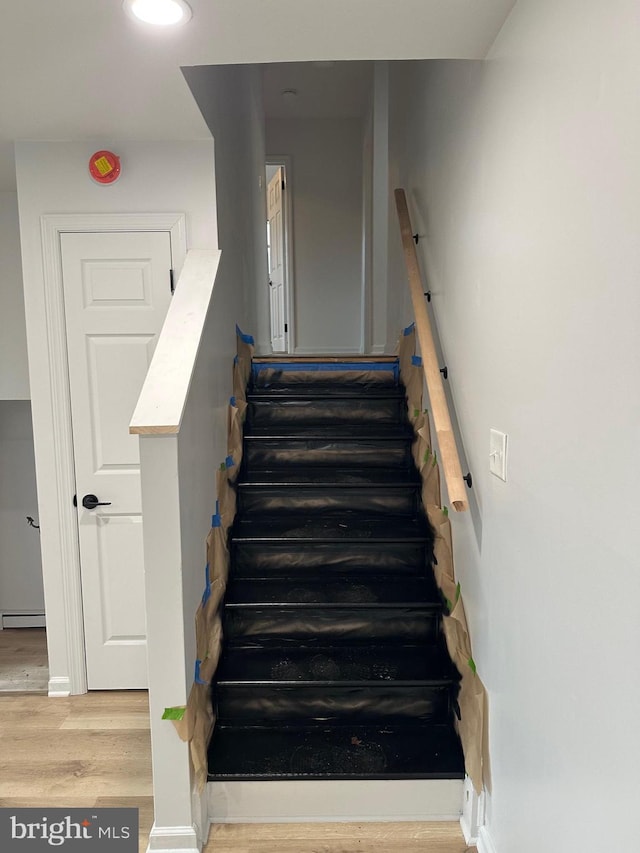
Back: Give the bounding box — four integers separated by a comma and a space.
262, 62, 373, 120
0, 0, 516, 190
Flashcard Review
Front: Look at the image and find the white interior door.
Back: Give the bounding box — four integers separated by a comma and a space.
60, 231, 173, 689
267, 167, 287, 352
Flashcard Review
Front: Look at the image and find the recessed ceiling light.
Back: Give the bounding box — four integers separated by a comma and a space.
124, 0, 192, 26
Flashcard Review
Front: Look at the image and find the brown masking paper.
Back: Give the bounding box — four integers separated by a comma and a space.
422, 510, 487, 792
227, 399, 248, 482
216, 465, 237, 531
411, 412, 432, 465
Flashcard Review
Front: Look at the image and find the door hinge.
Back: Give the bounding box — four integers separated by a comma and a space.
284, 323, 288, 333
169, 269, 175, 294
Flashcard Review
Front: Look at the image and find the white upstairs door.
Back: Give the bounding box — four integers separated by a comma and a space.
60, 231, 173, 689
267, 167, 287, 352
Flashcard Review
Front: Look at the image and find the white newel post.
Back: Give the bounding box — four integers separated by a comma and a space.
139, 434, 202, 853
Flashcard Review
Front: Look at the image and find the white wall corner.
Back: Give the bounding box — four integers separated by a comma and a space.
146, 823, 200, 853
47, 676, 72, 697
477, 825, 498, 853
460, 776, 485, 845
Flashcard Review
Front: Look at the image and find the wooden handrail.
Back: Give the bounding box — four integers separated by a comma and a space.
394, 188, 468, 512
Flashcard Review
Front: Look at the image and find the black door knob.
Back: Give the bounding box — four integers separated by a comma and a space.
82, 494, 112, 510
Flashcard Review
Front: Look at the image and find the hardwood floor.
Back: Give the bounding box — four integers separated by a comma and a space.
0, 690, 154, 852
0, 627, 49, 691
0, 631, 474, 852
206, 822, 476, 852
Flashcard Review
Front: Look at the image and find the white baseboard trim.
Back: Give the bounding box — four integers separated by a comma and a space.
370, 344, 386, 355
209, 779, 463, 823
48, 676, 72, 697
2, 613, 46, 629
459, 776, 485, 845
146, 823, 200, 853
477, 825, 498, 853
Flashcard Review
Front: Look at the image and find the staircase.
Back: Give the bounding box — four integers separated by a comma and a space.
207, 356, 465, 821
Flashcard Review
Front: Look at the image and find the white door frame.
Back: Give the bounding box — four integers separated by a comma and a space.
40, 212, 186, 696
265, 156, 294, 354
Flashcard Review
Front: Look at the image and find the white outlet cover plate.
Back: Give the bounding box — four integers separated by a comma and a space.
489, 429, 508, 481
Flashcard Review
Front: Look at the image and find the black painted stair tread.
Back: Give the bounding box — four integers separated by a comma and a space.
225, 575, 440, 605
237, 467, 420, 487
207, 724, 465, 780
231, 513, 432, 542
216, 644, 459, 684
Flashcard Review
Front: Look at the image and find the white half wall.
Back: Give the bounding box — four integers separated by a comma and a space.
266, 118, 364, 354
14, 140, 217, 691
135, 69, 269, 846
387, 1, 640, 850
0, 191, 29, 400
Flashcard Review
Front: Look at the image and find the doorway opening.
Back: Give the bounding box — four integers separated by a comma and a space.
265, 158, 293, 353
0, 399, 48, 692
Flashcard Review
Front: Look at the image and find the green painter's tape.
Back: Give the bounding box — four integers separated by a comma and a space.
445, 597, 453, 613
220, 463, 226, 472
414, 409, 420, 419
468, 658, 477, 675
456, 582, 461, 602
443, 506, 449, 517
162, 707, 186, 721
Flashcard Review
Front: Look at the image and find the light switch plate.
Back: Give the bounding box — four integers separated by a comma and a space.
489, 429, 508, 481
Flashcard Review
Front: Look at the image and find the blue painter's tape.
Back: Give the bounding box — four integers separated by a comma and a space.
201, 563, 212, 606
403, 322, 416, 336
230, 396, 236, 408
212, 500, 221, 528
194, 660, 207, 685
236, 324, 255, 345
225, 455, 235, 469
411, 355, 423, 367
252, 361, 396, 374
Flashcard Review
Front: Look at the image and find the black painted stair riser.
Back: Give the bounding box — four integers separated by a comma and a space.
223, 606, 441, 645
248, 395, 407, 427
243, 436, 413, 470
217, 684, 454, 725
231, 541, 432, 576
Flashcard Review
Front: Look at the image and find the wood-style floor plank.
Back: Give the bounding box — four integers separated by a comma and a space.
206, 822, 475, 852
0, 628, 49, 692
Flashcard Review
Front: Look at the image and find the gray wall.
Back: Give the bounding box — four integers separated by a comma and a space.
387, 1, 640, 849
267, 118, 364, 354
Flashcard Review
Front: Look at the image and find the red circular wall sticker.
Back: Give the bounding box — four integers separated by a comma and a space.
88, 150, 121, 184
